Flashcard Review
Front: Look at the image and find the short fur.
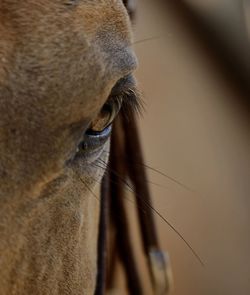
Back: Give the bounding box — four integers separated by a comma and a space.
0, 1, 137, 294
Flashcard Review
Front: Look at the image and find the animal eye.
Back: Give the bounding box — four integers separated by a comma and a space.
77, 75, 141, 153
88, 96, 123, 134
77, 96, 123, 153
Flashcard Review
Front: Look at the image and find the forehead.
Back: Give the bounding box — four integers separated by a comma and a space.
1, 0, 130, 29
0, 0, 137, 123
1, 0, 135, 73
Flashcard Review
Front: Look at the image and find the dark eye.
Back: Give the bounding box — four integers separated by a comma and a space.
78, 95, 123, 153
78, 75, 140, 153
88, 96, 123, 134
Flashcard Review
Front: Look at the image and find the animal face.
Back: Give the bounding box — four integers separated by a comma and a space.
0, 0, 137, 293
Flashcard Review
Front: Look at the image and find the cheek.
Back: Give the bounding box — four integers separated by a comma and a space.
96, 140, 111, 178
69, 139, 110, 187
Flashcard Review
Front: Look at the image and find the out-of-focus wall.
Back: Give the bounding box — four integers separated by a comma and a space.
133, 0, 250, 294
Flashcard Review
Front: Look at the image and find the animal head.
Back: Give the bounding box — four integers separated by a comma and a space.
0, 0, 138, 293
0, 0, 137, 198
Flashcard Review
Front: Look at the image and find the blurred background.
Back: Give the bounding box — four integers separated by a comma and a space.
125, 0, 250, 294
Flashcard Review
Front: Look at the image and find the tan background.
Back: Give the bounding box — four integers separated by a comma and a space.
132, 0, 250, 294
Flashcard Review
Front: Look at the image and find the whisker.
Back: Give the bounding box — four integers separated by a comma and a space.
140, 164, 196, 193
133, 35, 162, 45
97, 159, 135, 192
147, 180, 171, 190
101, 150, 196, 193
96, 158, 204, 266
78, 175, 100, 202
94, 161, 138, 197
87, 161, 147, 214
132, 193, 204, 266
98, 155, 172, 191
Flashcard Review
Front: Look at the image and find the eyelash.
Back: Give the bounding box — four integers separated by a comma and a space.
84, 87, 143, 137
119, 87, 144, 116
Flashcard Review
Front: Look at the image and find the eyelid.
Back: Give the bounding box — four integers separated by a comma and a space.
109, 84, 143, 118
119, 87, 143, 116
110, 75, 136, 97
110, 75, 143, 113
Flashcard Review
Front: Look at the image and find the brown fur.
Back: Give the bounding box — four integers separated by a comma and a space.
0, 1, 137, 294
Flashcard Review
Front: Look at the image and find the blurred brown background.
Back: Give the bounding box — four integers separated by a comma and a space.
131, 0, 250, 294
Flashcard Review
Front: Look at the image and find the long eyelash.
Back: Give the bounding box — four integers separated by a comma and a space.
109, 86, 144, 118
121, 86, 145, 116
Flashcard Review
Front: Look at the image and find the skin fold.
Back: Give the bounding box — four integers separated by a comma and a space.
0, 0, 137, 294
